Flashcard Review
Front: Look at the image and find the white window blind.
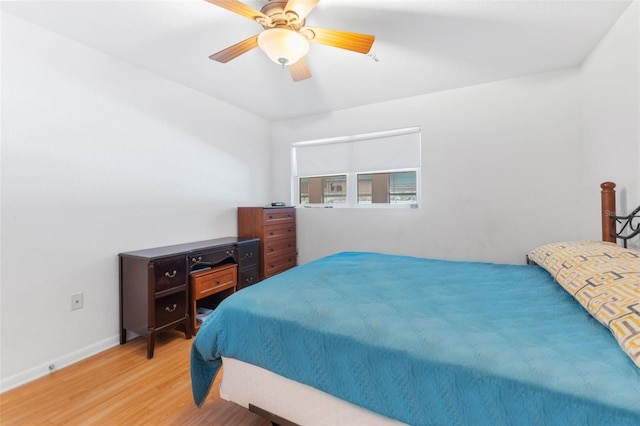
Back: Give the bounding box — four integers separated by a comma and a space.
293, 127, 421, 177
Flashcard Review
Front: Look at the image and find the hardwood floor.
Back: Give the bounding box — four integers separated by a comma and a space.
0, 331, 271, 425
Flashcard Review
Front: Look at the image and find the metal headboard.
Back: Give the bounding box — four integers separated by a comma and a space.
611, 205, 640, 248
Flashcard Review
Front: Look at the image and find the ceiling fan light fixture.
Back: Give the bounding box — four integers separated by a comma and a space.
258, 28, 309, 66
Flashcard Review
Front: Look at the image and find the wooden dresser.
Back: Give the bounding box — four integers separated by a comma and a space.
238, 207, 297, 280
119, 237, 259, 358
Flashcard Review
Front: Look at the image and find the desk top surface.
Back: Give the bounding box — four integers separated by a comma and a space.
119, 237, 258, 260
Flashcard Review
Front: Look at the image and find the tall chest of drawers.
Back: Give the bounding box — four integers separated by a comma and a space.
238, 207, 297, 280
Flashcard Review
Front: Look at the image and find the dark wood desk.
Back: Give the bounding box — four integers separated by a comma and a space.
119, 237, 259, 358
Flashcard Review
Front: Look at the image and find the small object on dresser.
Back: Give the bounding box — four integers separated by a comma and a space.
271, 202, 286, 207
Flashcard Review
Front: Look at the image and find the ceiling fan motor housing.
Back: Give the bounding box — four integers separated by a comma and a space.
258, 1, 306, 30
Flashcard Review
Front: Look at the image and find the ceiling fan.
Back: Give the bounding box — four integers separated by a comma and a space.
205, 0, 375, 82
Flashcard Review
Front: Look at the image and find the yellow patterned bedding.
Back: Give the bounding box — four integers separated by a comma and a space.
528, 241, 640, 367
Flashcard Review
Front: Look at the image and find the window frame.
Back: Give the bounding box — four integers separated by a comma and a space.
291, 127, 421, 209
298, 174, 348, 205
356, 170, 419, 205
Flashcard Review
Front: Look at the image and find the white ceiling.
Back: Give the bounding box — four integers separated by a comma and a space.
2, 0, 632, 121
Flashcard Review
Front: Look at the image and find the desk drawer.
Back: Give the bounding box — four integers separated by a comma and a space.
238, 268, 259, 290
189, 247, 235, 270
153, 256, 187, 293
155, 292, 187, 327
191, 264, 237, 300
238, 244, 258, 267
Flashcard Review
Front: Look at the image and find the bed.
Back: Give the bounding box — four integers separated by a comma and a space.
191, 182, 640, 425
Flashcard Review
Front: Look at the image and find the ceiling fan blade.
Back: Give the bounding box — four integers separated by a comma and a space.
305, 27, 375, 54
284, 0, 320, 22
204, 0, 269, 22
289, 58, 311, 82
209, 35, 259, 63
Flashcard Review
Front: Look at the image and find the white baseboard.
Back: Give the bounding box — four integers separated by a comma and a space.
0, 335, 121, 393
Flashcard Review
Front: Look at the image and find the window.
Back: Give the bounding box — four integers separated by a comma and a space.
292, 127, 421, 208
299, 175, 347, 204
357, 171, 417, 204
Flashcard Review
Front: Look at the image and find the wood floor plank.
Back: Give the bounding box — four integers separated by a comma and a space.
0, 331, 270, 425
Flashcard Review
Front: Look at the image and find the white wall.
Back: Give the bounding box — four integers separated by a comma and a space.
2, 1, 638, 393
0, 13, 271, 390
272, 3, 639, 268
272, 69, 585, 265
579, 1, 639, 242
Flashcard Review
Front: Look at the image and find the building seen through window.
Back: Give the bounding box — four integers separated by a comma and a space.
299, 175, 347, 204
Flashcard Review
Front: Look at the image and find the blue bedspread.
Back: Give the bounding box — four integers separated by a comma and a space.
191, 252, 640, 425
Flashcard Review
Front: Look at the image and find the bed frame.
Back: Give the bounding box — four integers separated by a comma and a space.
228, 181, 640, 425
601, 181, 640, 247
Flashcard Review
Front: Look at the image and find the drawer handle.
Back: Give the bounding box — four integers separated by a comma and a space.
268, 215, 273, 219
164, 270, 177, 278
242, 252, 253, 260
191, 256, 202, 263
245, 277, 254, 283
269, 248, 275, 252
226, 250, 234, 256
165, 304, 178, 312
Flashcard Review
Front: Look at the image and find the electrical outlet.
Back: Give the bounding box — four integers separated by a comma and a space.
71, 293, 83, 311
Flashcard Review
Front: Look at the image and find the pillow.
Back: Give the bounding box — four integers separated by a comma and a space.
528, 241, 640, 368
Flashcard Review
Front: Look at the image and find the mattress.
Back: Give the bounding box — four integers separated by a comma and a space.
191, 251, 640, 425
220, 356, 404, 425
